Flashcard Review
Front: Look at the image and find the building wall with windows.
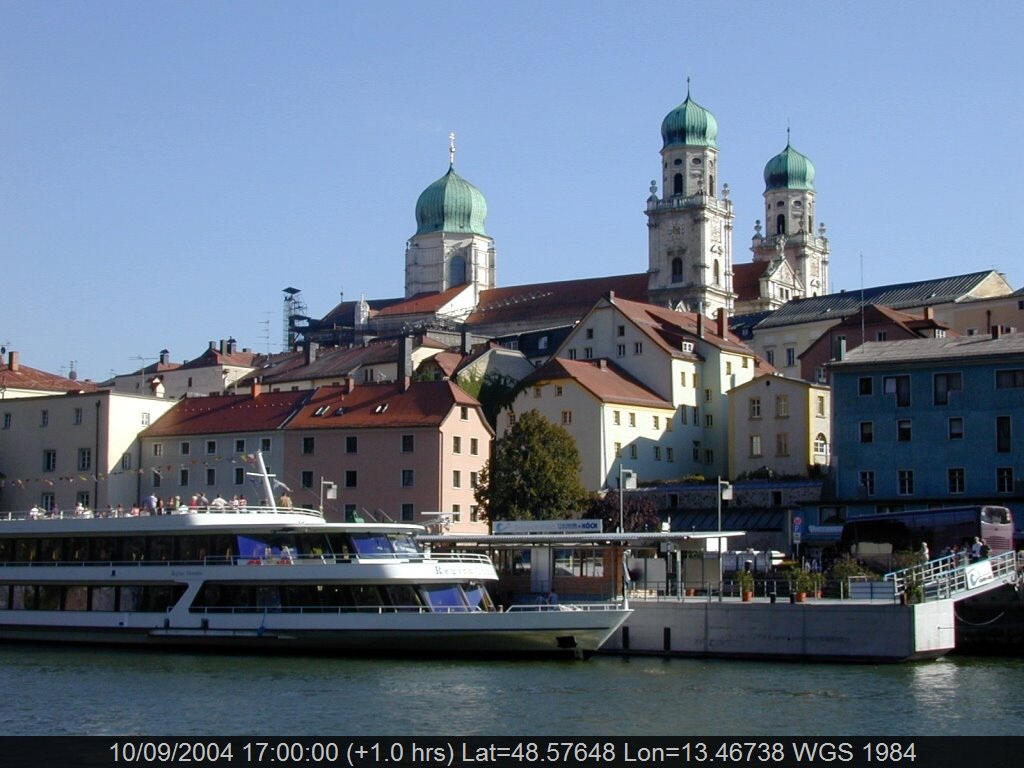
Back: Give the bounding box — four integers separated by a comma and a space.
727, 374, 831, 479
827, 332, 1024, 518
0, 391, 174, 513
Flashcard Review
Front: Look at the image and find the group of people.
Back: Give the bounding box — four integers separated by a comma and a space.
937, 537, 992, 565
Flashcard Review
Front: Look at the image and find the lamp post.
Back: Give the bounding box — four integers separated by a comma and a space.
618, 464, 636, 606
716, 476, 732, 595
320, 477, 337, 514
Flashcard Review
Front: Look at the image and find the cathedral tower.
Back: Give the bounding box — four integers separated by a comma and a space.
750, 137, 830, 301
646, 85, 735, 316
405, 134, 496, 302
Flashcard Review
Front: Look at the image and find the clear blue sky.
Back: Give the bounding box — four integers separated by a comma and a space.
2, 1, 1022, 382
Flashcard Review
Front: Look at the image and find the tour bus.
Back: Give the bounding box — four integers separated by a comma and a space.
839, 505, 1014, 570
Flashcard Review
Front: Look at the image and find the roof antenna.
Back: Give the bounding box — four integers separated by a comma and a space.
449, 131, 456, 168
686, 75, 691, 98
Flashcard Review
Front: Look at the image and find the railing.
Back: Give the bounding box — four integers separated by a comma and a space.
0, 550, 496, 569
1, 505, 325, 521
884, 551, 1020, 603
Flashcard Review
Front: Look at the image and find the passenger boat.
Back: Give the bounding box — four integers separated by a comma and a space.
0, 460, 630, 659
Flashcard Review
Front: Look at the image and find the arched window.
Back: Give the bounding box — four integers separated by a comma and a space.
713, 259, 720, 286
775, 213, 786, 235
673, 173, 683, 196
813, 433, 829, 456
448, 253, 467, 287
671, 257, 683, 283
709, 174, 715, 196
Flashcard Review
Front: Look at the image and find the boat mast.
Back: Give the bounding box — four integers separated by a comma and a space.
247, 452, 279, 512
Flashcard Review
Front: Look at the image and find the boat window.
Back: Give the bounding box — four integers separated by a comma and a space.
12, 585, 35, 609
235, 534, 298, 561
419, 584, 467, 611
91, 538, 118, 562
64, 586, 88, 610
0, 585, 9, 610
147, 536, 174, 563
37, 585, 61, 610
0, 539, 11, 563
121, 537, 146, 562
119, 586, 141, 611
384, 585, 421, 610
463, 583, 493, 611
67, 538, 90, 562
350, 585, 384, 608
15, 539, 38, 563
349, 533, 394, 557
91, 586, 115, 611
388, 534, 420, 555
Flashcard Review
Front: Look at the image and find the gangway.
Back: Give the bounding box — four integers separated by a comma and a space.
884, 551, 1021, 603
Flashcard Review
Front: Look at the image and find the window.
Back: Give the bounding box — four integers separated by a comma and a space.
629, 444, 638, 460
153, 470, 162, 488
73, 408, 83, 425
401, 469, 415, 487
584, 347, 594, 359
301, 471, 313, 489
617, 325, 625, 337
302, 437, 315, 455
628, 412, 636, 427
345, 470, 357, 488
897, 420, 912, 442
704, 449, 714, 465
785, 347, 796, 367
235, 439, 245, 453
666, 447, 674, 462
43, 450, 57, 472
561, 410, 572, 425
948, 468, 965, 494
948, 417, 964, 440
859, 471, 875, 496
206, 468, 216, 487
898, 469, 914, 495
859, 422, 874, 443
705, 414, 713, 427
634, 342, 643, 355
180, 441, 191, 456
538, 336, 549, 350
653, 415, 660, 429
470, 437, 479, 456
153, 443, 163, 457
883, 375, 911, 407
876, 331, 888, 341
585, 328, 594, 339
78, 448, 92, 471
121, 453, 132, 470
654, 446, 662, 461
671, 257, 683, 282
346, 436, 358, 454
460, 406, 469, 420
568, 349, 577, 360
613, 411, 621, 426
451, 505, 461, 522
766, 349, 775, 366
507, 412, 516, 427
179, 468, 190, 487
704, 388, 712, 403
616, 344, 626, 357
260, 437, 272, 453
775, 433, 789, 456
401, 434, 414, 453
234, 467, 244, 485
2, 413, 10, 429
453, 470, 462, 488
816, 396, 826, 417
725, 361, 733, 375
533, 387, 542, 399
680, 371, 687, 387
995, 369, 1024, 389
555, 386, 563, 397
40, 410, 49, 427
775, 394, 789, 417
858, 377, 873, 396
996, 416, 1012, 452
470, 505, 480, 522
750, 435, 762, 457
749, 398, 761, 418
470, 471, 479, 488
692, 442, 701, 462
813, 433, 828, 455
996, 467, 1014, 494
614, 442, 622, 457
933, 372, 962, 405
401, 503, 414, 522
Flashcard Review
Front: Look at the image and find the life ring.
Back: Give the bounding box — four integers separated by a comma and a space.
278, 559, 293, 565
247, 559, 262, 565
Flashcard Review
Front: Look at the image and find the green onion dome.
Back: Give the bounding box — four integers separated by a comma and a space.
764, 143, 816, 191
414, 165, 488, 236
661, 93, 718, 150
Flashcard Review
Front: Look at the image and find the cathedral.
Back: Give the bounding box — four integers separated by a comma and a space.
294, 88, 830, 348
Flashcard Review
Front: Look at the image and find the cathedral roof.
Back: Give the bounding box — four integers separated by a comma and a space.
661, 91, 718, 149
414, 165, 488, 236
764, 142, 816, 191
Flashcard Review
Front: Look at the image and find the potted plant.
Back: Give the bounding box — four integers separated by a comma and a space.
809, 571, 826, 598
737, 569, 755, 602
788, 567, 813, 602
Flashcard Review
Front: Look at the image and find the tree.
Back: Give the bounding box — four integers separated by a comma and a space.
474, 410, 589, 522
456, 370, 520, 430
584, 491, 661, 533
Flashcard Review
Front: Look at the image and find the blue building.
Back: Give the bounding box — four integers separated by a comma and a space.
825, 331, 1024, 530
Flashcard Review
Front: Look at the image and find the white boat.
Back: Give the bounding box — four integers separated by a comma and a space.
0, 457, 630, 659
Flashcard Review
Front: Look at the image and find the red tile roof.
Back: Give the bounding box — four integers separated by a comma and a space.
610, 296, 752, 356
0, 355, 99, 394
732, 262, 769, 302
375, 286, 472, 317
142, 391, 312, 437
522, 358, 672, 408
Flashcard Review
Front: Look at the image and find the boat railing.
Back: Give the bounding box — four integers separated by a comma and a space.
0, 505, 324, 521
193, 604, 490, 615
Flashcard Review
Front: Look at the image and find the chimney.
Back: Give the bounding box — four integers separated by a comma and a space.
607, 290, 615, 301
398, 336, 413, 391
835, 337, 847, 361
251, 380, 262, 398
219, 339, 227, 354
8, 351, 19, 372
716, 307, 727, 338
924, 306, 934, 320
159, 349, 170, 366
992, 326, 1002, 340
696, 313, 705, 339
304, 341, 319, 366
227, 338, 237, 354
598, 359, 608, 370
461, 328, 472, 355
344, 376, 355, 394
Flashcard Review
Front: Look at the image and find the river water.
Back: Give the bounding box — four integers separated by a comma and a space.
1, 645, 1021, 737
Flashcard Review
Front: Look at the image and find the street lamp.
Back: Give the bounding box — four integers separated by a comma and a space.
320, 477, 337, 514
618, 464, 636, 606
716, 476, 733, 595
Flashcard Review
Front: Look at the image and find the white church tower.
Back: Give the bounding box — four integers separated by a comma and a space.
646, 83, 735, 317
404, 134, 496, 303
